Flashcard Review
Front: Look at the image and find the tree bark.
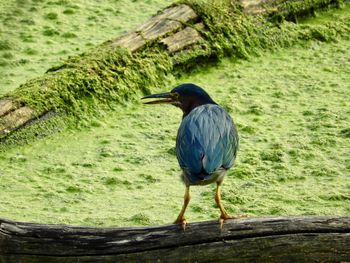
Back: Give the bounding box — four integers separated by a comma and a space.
0, 216, 349, 262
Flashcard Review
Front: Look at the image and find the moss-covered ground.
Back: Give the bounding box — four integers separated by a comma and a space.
0, 3, 349, 226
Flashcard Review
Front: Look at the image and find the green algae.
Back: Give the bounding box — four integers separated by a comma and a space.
0, 2, 349, 226
11, 45, 173, 114
0, 36, 349, 226
268, 0, 346, 22
2, 0, 350, 151
0, 113, 69, 148
0, 0, 173, 95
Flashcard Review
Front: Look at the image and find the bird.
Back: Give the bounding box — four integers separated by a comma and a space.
142, 83, 240, 229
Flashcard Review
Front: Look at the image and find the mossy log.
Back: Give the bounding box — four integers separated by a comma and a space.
0, 216, 349, 262
0, 0, 348, 147
0, 4, 197, 138
113, 4, 198, 51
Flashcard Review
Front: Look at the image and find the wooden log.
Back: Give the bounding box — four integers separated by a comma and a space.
1, 0, 348, 145
0, 4, 198, 140
1, 216, 349, 262
241, 0, 267, 15
141, 19, 182, 41
112, 32, 146, 52
0, 106, 36, 137
135, 4, 197, 32
161, 23, 204, 53
0, 100, 16, 117
113, 4, 198, 51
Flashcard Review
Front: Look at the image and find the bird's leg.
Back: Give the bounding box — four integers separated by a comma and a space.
174, 186, 190, 230
215, 184, 247, 229
215, 182, 230, 224
215, 182, 245, 229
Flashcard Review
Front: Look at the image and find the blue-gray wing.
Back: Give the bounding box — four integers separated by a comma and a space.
176, 104, 239, 176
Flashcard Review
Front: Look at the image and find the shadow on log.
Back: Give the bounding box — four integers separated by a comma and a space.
1, 216, 350, 262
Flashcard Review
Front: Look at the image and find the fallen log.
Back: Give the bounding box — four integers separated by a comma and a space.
0, 0, 349, 149
0, 216, 349, 262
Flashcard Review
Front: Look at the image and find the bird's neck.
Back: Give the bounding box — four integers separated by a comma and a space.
181, 98, 216, 117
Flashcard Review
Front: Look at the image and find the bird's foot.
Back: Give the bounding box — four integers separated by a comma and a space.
174, 217, 188, 231
219, 214, 247, 229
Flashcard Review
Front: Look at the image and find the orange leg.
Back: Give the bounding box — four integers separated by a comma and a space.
215, 182, 246, 229
215, 183, 230, 221
174, 186, 190, 230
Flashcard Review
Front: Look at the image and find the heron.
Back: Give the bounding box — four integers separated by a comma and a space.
142, 83, 240, 229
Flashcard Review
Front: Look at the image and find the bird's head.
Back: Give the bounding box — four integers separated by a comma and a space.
142, 83, 216, 116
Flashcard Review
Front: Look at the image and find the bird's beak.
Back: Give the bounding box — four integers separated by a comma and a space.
141, 92, 176, 105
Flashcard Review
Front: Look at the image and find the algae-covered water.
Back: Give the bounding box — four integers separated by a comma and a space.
0, 3, 350, 226
0, 0, 172, 95
1, 37, 349, 226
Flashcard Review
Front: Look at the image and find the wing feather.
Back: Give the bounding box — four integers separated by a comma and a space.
176, 104, 239, 178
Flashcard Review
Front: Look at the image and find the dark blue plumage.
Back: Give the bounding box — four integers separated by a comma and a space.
176, 104, 238, 185
142, 83, 240, 228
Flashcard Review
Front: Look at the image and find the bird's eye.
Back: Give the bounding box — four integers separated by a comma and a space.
172, 92, 180, 100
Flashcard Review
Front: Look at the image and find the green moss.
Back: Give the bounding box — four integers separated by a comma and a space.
8, 0, 350, 113
340, 128, 350, 138
24, 48, 38, 55
2, 0, 350, 149
42, 28, 60, 36
174, 0, 350, 72
0, 113, 69, 151
140, 174, 159, 184
268, 0, 346, 22
63, 8, 75, 15
2, 52, 14, 59
10, 45, 172, 116
45, 12, 58, 20
0, 40, 13, 50
104, 177, 119, 186
130, 213, 151, 225
175, 0, 256, 66
0, 59, 9, 67
260, 150, 284, 163
61, 32, 77, 38
66, 185, 82, 193
0, 0, 172, 96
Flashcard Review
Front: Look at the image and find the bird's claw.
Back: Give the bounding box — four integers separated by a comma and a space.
219, 214, 247, 229
174, 217, 188, 231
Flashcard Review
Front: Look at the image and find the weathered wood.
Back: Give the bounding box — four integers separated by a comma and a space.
141, 19, 182, 41
0, 106, 35, 137
241, 0, 268, 15
161, 23, 204, 53
0, 100, 16, 117
137, 5, 197, 41
112, 32, 146, 52
0, 216, 349, 262
135, 4, 197, 32
113, 4, 198, 51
